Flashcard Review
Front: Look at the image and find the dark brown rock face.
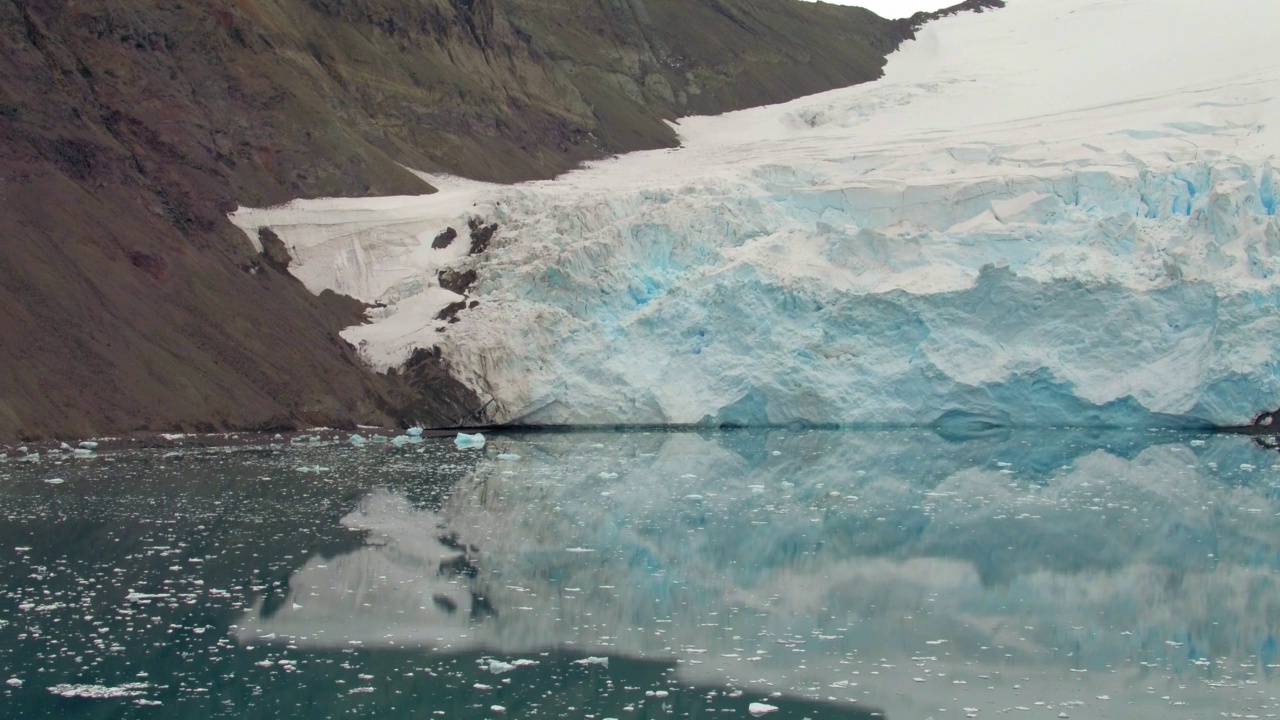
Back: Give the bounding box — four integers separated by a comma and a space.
0, 0, 915, 440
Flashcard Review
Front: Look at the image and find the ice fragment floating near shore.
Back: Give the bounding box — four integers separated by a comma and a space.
48, 683, 150, 699
454, 433, 486, 449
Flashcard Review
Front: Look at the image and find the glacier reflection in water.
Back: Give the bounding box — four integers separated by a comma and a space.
240, 428, 1280, 719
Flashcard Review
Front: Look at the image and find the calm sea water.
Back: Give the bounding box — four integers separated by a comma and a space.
2, 429, 1279, 719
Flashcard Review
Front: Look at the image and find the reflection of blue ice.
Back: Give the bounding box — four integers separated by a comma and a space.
244, 429, 1280, 718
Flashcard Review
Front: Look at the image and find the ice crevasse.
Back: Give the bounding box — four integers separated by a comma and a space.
231, 0, 1280, 428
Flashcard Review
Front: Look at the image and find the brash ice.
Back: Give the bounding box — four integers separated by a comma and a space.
231, 0, 1280, 428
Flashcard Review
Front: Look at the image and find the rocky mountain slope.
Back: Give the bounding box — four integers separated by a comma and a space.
0, 0, 928, 440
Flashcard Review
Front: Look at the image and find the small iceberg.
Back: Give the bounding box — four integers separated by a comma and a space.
349, 434, 367, 446
454, 433, 486, 449
406, 427, 424, 437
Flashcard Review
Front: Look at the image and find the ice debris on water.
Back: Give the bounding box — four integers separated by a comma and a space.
44, 478, 64, 485
7, 678, 22, 687
748, 703, 779, 716
454, 432, 486, 449
406, 427, 424, 437
497, 453, 521, 461
486, 659, 539, 674
349, 434, 367, 446
48, 683, 150, 699
78, 441, 97, 450
572, 656, 609, 668
125, 591, 171, 602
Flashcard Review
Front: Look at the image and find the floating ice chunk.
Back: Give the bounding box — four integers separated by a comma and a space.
487, 659, 539, 674
59, 442, 72, 451
391, 435, 410, 447
125, 592, 171, 602
20, 453, 39, 463
73, 448, 94, 457
497, 453, 522, 461
491, 706, 506, 713
48, 683, 150, 698
748, 703, 779, 716
572, 656, 609, 667
7, 678, 22, 687
349, 434, 367, 446
406, 427, 424, 437
454, 433, 486, 449
44, 478, 64, 485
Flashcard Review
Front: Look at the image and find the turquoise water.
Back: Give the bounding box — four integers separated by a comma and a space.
2, 429, 1280, 718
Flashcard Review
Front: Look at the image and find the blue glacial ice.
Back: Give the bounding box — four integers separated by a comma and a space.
435, 160, 1280, 428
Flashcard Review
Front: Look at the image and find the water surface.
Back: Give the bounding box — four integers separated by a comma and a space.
2, 429, 1279, 718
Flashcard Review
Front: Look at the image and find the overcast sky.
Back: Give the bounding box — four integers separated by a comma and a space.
801, 0, 959, 19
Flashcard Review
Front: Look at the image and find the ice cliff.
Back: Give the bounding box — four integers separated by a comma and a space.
232, 0, 1280, 428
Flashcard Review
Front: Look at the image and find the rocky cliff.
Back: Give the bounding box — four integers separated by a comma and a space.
0, 0, 921, 440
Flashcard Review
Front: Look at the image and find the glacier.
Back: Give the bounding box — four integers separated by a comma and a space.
230, 0, 1280, 428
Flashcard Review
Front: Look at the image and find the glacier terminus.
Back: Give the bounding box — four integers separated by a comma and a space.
231, 0, 1280, 429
